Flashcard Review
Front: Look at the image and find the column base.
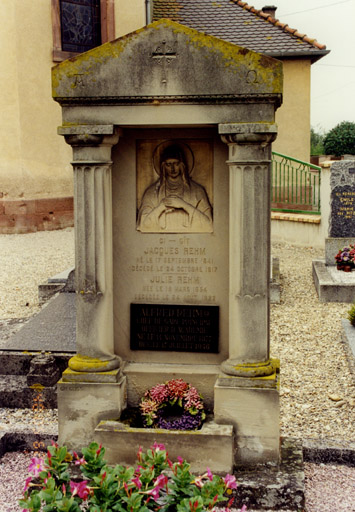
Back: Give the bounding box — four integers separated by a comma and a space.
214, 362, 280, 466
221, 358, 276, 377
68, 353, 121, 373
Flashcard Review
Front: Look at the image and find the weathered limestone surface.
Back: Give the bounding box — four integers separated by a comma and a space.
95, 419, 234, 475
53, 20, 283, 466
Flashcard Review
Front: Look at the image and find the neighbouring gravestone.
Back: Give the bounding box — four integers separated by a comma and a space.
312, 159, 355, 302
325, 160, 355, 266
52, 19, 282, 469
329, 161, 355, 238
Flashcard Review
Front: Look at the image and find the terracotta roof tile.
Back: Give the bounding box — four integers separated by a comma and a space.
152, 0, 328, 60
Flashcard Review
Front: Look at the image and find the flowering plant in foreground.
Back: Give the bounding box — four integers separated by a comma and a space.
140, 379, 206, 430
20, 441, 247, 512
335, 244, 355, 267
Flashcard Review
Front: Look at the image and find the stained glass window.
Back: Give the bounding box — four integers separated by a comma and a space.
60, 0, 101, 53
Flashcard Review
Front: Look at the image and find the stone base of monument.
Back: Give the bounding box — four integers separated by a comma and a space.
57, 369, 127, 449
231, 437, 304, 511
94, 418, 234, 474
313, 237, 355, 303
214, 369, 280, 467
312, 259, 355, 302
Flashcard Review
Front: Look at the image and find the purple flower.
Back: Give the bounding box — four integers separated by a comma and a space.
206, 467, 213, 481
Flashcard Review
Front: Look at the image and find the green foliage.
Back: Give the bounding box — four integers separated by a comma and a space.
310, 127, 325, 156
20, 441, 242, 512
347, 302, 355, 327
323, 121, 355, 156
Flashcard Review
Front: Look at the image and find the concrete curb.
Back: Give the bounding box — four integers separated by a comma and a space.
1, 431, 353, 467
303, 438, 355, 467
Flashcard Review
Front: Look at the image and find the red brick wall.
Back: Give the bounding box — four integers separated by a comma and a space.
0, 197, 74, 234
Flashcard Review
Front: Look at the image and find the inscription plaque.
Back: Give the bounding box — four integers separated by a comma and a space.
130, 304, 219, 352
330, 185, 355, 237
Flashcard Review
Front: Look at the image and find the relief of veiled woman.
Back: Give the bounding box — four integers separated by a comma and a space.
137, 143, 213, 233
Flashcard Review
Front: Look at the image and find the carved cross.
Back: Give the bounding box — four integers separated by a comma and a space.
152, 40, 177, 84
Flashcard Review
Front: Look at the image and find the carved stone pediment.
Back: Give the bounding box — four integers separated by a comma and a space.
52, 19, 282, 106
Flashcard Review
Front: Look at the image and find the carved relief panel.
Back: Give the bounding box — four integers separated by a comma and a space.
136, 139, 213, 233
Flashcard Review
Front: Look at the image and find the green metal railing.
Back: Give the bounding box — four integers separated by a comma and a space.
271, 152, 321, 214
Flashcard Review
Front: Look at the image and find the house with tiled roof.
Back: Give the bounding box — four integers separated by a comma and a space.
153, 0, 329, 162
0, 0, 328, 233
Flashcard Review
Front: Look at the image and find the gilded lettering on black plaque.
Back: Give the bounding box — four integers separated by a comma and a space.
130, 304, 219, 353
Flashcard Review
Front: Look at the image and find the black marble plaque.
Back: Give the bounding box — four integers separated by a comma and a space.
330, 185, 355, 237
130, 304, 219, 352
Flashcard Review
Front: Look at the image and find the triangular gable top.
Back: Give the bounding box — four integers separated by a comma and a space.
153, 0, 329, 63
52, 19, 282, 105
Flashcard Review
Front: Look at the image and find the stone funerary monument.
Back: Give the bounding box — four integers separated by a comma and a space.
52, 19, 282, 471
313, 159, 355, 302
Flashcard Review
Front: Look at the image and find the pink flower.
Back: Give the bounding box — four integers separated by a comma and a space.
23, 477, 32, 493
166, 379, 188, 398
75, 456, 86, 466
206, 467, 213, 481
140, 399, 159, 415
177, 456, 184, 464
154, 474, 168, 489
223, 474, 237, 490
184, 387, 203, 410
146, 486, 160, 502
149, 383, 169, 403
70, 480, 90, 500
132, 476, 142, 489
28, 457, 45, 477
137, 446, 143, 461
239, 506, 247, 511
192, 475, 204, 488
152, 442, 166, 452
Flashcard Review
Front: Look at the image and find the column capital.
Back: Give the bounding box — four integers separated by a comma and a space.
219, 123, 277, 146
58, 125, 119, 151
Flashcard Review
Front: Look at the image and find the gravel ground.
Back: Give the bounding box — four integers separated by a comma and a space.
0, 229, 354, 511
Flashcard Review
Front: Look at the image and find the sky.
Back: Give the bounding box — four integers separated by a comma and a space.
251, 0, 355, 134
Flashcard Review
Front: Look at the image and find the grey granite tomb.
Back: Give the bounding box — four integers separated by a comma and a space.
313, 160, 355, 302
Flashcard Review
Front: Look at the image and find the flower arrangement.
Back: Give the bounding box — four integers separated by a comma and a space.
20, 441, 247, 512
140, 379, 206, 430
335, 244, 355, 270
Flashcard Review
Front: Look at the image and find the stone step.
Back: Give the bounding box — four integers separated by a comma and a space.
0, 375, 57, 409
0, 351, 70, 376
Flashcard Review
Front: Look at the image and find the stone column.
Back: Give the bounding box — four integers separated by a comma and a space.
59, 125, 121, 373
219, 123, 277, 377
215, 123, 280, 466
57, 125, 126, 450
